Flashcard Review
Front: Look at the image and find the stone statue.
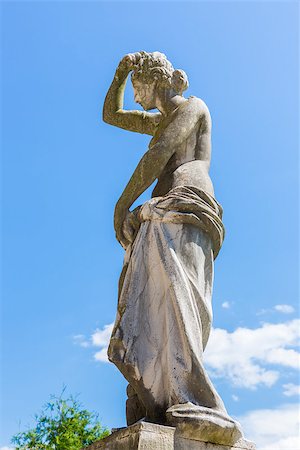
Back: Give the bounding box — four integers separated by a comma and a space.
102, 51, 245, 447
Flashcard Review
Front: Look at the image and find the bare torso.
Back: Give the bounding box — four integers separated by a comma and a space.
150, 96, 214, 197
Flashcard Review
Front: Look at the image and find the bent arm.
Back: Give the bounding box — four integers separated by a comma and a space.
114, 141, 174, 248
102, 56, 161, 136
116, 142, 173, 213
114, 99, 203, 245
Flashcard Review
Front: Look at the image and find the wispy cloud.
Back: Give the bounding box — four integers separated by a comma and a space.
283, 383, 300, 397
274, 304, 295, 314
221, 301, 231, 309
73, 334, 90, 348
92, 324, 114, 362
257, 303, 295, 316
238, 403, 300, 450
94, 348, 110, 362
91, 324, 114, 348
0, 447, 16, 450
256, 308, 269, 316
73, 323, 114, 363
204, 319, 300, 389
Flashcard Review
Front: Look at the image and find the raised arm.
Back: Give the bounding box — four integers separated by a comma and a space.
114, 98, 203, 246
103, 54, 161, 136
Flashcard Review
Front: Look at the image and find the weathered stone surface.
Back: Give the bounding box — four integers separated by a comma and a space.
175, 435, 256, 450
83, 422, 256, 450
83, 422, 174, 449
101, 51, 254, 447
167, 403, 243, 446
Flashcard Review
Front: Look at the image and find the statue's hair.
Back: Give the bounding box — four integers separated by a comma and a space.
131, 51, 189, 95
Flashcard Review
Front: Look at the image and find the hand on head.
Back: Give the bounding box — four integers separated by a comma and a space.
118, 53, 142, 73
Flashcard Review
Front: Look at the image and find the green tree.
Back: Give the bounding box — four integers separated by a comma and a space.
12, 390, 110, 449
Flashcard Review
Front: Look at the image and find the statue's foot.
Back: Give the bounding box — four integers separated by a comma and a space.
166, 402, 243, 446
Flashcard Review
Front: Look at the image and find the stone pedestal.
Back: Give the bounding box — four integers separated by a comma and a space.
83, 422, 256, 450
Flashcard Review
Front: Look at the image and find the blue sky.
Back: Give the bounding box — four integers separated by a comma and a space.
1, 1, 299, 449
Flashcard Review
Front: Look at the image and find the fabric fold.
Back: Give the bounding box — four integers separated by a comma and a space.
138, 185, 225, 258
108, 186, 226, 424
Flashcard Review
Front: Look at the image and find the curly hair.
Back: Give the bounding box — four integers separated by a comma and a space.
131, 51, 189, 95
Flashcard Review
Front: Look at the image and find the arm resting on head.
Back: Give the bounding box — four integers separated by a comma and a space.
102, 60, 161, 136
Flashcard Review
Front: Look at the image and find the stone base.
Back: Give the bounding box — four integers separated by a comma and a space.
83, 422, 256, 450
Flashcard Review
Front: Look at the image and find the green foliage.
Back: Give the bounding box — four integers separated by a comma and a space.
12, 390, 110, 449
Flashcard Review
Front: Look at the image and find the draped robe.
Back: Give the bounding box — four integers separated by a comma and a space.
108, 186, 226, 424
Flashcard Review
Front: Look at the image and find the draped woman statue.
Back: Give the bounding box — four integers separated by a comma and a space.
103, 51, 243, 446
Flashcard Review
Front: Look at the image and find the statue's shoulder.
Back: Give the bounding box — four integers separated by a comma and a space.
188, 96, 210, 114
181, 97, 211, 128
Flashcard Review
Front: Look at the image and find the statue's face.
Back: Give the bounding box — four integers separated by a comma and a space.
132, 79, 157, 111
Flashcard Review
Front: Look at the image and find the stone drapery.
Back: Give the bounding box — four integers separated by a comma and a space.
108, 186, 226, 424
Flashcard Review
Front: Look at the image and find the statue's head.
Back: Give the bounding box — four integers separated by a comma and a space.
130, 51, 189, 111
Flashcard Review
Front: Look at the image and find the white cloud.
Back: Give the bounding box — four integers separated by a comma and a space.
204, 319, 300, 389
91, 324, 114, 347
0, 447, 15, 450
91, 323, 114, 362
265, 348, 299, 369
73, 323, 114, 362
257, 304, 296, 316
81, 323, 115, 362
232, 394, 239, 402
73, 334, 90, 348
283, 383, 300, 397
256, 308, 269, 316
222, 301, 231, 309
274, 304, 295, 314
94, 348, 110, 362
238, 403, 300, 450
